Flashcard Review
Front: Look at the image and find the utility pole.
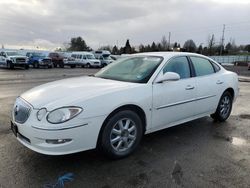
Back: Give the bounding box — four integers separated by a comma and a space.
168, 32, 171, 50
220, 24, 225, 56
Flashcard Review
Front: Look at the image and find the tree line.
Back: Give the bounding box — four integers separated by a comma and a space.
62, 36, 250, 56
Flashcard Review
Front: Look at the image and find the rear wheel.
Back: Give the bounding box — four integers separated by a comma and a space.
99, 110, 143, 159
211, 91, 233, 122
59, 63, 64, 68
86, 63, 91, 68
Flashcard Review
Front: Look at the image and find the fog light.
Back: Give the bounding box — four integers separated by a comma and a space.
45, 139, 72, 144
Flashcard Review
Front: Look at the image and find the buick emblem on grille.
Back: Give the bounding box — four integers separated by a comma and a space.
14, 105, 19, 116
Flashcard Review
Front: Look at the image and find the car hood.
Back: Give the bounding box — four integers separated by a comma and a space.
21, 76, 138, 109
89, 59, 100, 62
9, 55, 27, 59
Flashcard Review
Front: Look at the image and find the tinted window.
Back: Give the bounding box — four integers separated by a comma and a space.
163, 56, 190, 79
211, 62, 220, 72
190, 56, 215, 76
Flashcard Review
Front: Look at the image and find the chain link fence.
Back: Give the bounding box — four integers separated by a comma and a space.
209, 55, 250, 65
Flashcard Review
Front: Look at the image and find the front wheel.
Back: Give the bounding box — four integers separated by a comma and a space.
99, 110, 143, 159
7, 61, 14, 69
211, 91, 233, 122
85, 63, 91, 68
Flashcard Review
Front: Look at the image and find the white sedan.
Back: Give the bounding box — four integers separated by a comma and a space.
11, 52, 238, 159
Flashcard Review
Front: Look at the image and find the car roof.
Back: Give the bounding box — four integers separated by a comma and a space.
72, 51, 93, 55
131, 52, 207, 59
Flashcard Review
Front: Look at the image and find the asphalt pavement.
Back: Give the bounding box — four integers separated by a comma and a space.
0, 67, 250, 188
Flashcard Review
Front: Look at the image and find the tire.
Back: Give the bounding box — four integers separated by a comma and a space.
7, 61, 14, 69
34, 62, 39, 68
99, 110, 143, 159
86, 63, 91, 68
59, 64, 64, 68
25, 64, 29, 69
103, 63, 107, 67
211, 91, 233, 122
70, 65, 76, 68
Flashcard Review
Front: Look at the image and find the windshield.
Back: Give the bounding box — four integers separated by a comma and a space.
6, 52, 20, 56
86, 54, 95, 59
103, 56, 112, 60
32, 53, 45, 58
95, 56, 163, 83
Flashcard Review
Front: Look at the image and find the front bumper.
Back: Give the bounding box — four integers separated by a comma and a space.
11, 115, 106, 155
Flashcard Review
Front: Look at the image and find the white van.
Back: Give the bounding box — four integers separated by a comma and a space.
66, 52, 101, 68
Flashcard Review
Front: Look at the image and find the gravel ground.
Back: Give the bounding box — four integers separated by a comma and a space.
0, 66, 249, 188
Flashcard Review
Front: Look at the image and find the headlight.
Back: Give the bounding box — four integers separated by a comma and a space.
46, 107, 82, 124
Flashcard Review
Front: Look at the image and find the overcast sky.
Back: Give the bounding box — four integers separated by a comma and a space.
0, 0, 250, 50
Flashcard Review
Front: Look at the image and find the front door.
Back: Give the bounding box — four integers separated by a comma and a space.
151, 56, 197, 131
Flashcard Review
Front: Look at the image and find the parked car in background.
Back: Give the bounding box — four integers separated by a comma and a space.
65, 52, 101, 68
60, 52, 72, 64
26, 52, 53, 68
0, 51, 29, 69
92, 50, 111, 58
98, 55, 114, 67
92, 50, 113, 67
248, 62, 250, 70
48, 52, 64, 68
11, 52, 238, 159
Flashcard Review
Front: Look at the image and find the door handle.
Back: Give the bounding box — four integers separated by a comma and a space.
216, 80, 224, 84
185, 85, 195, 90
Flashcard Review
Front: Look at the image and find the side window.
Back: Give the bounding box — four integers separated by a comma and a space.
82, 55, 86, 59
163, 56, 191, 79
190, 56, 215, 76
211, 61, 220, 72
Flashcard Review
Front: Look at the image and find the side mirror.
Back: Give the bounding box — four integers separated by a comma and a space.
155, 72, 180, 83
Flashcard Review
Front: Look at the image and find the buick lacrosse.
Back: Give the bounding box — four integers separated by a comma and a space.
11, 52, 238, 158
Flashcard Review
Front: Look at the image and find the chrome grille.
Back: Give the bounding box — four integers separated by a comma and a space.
13, 98, 31, 124
16, 58, 26, 63
42, 59, 51, 64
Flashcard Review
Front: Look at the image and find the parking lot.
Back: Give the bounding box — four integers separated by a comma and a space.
0, 67, 250, 188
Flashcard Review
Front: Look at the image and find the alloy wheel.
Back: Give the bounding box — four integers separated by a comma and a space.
110, 118, 137, 152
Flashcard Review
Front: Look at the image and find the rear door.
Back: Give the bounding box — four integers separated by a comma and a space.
189, 56, 224, 115
151, 56, 197, 131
